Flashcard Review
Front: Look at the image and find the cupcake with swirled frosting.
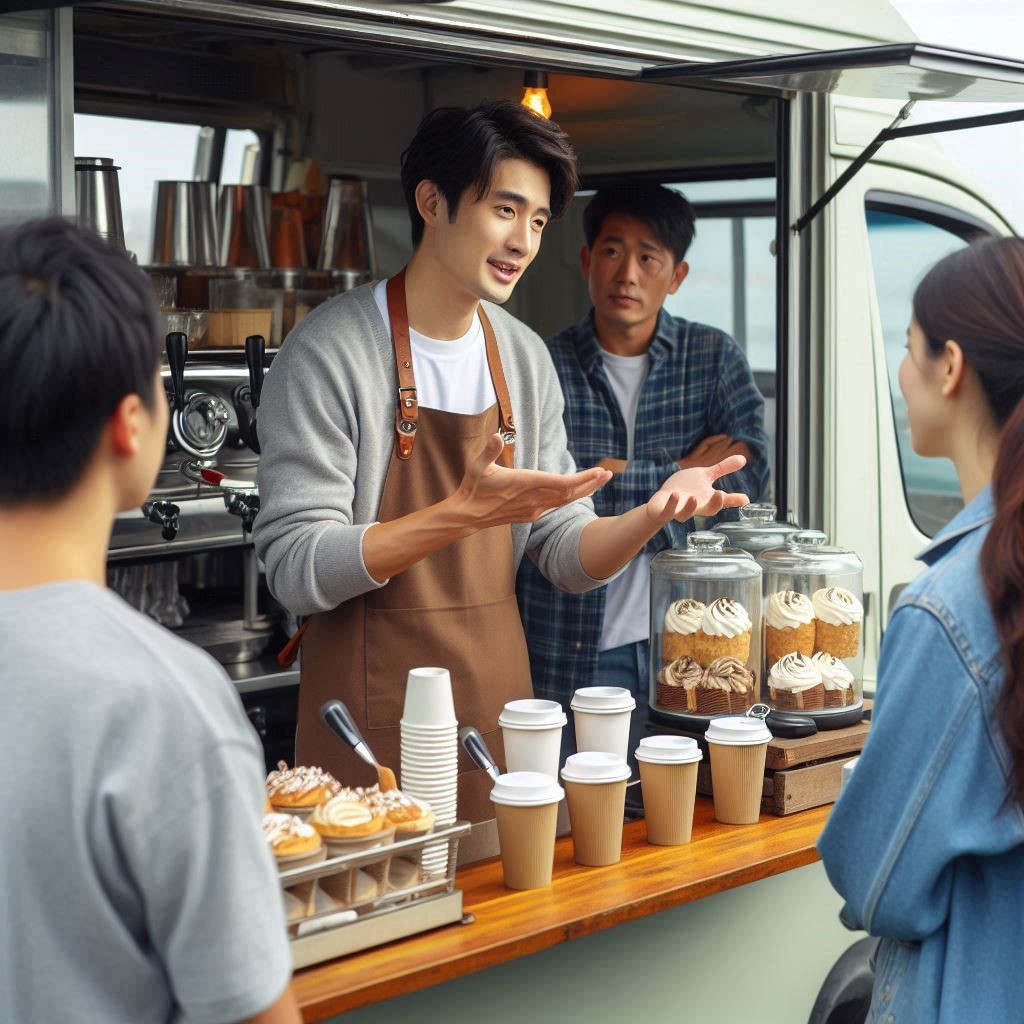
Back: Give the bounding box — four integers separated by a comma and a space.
811, 652, 856, 708
764, 590, 815, 664
662, 598, 705, 663
656, 655, 703, 712
693, 597, 752, 666
812, 587, 863, 658
696, 656, 757, 715
769, 652, 824, 711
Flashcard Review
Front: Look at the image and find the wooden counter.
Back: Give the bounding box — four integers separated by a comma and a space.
293, 798, 832, 1021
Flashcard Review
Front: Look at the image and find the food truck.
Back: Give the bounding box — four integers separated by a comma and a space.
5, 1, 1024, 1020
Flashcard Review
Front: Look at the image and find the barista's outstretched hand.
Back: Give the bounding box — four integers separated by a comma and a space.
452, 433, 611, 528
647, 454, 749, 524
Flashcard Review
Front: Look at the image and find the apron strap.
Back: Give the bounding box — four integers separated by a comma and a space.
478, 307, 516, 469
386, 270, 418, 460
385, 269, 516, 467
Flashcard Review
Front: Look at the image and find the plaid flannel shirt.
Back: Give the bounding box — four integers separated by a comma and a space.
516, 308, 770, 704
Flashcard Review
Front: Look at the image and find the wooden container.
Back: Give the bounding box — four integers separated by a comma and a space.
203, 308, 273, 348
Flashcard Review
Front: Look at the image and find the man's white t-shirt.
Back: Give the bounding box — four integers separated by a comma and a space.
598, 347, 653, 652
373, 280, 495, 413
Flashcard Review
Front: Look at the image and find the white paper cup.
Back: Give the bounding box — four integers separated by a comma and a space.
490, 772, 564, 889
705, 717, 772, 825
570, 687, 636, 762
403, 667, 457, 727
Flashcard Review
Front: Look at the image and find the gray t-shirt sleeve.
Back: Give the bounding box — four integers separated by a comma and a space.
128, 735, 292, 1024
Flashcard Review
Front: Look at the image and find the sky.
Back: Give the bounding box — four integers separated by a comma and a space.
890, 0, 1024, 231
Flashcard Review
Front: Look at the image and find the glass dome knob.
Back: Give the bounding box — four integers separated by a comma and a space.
738, 502, 777, 523
687, 531, 727, 552
792, 529, 828, 547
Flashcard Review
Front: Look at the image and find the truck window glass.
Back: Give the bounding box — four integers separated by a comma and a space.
865, 206, 969, 537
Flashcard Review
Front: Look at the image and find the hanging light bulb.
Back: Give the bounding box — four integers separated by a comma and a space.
520, 70, 552, 120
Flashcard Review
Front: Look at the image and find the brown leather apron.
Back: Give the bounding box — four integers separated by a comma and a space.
293, 270, 532, 822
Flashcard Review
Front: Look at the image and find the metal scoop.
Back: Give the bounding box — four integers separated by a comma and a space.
459, 726, 501, 782
320, 699, 397, 790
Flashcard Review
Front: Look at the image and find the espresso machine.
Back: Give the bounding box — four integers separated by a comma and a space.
106, 327, 299, 770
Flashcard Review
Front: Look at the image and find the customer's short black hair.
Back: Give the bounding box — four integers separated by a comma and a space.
583, 184, 696, 262
401, 100, 580, 247
0, 217, 161, 505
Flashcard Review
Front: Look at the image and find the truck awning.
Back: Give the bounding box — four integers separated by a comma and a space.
644, 43, 1024, 233
642, 42, 1024, 103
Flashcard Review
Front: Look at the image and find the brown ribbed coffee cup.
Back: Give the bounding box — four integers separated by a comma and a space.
563, 779, 627, 866
639, 760, 699, 845
494, 802, 560, 889
708, 741, 768, 824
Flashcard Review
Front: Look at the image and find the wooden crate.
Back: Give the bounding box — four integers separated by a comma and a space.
691, 705, 871, 816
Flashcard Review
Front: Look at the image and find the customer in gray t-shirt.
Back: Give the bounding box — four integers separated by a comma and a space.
0, 219, 299, 1024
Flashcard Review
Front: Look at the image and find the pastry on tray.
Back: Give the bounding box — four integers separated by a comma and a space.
656, 655, 703, 712
367, 788, 435, 836
261, 812, 324, 862
265, 761, 341, 817
811, 586, 863, 659
769, 652, 824, 711
698, 656, 756, 715
693, 597, 752, 666
764, 590, 815, 664
311, 796, 385, 840
811, 651, 856, 708
662, 598, 705, 663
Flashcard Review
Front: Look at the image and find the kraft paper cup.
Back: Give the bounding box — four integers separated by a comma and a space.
635, 736, 703, 846
499, 700, 567, 778
570, 686, 636, 762
490, 772, 564, 889
560, 752, 630, 866
403, 667, 457, 727
705, 717, 772, 825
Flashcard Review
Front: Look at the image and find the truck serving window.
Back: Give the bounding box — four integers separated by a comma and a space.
865, 198, 991, 538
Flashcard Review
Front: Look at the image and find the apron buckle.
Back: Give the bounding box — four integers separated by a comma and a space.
398, 419, 417, 435
399, 385, 417, 410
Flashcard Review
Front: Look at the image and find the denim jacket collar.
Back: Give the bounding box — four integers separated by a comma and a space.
917, 484, 994, 567
571, 307, 681, 376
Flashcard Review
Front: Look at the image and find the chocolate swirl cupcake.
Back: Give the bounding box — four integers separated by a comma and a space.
698, 656, 757, 715
657, 655, 703, 712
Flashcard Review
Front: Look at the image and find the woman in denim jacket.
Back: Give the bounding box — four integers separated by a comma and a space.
818, 237, 1024, 1023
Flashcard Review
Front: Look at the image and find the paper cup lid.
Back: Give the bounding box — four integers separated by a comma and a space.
704, 716, 772, 746
499, 698, 567, 729
570, 686, 636, 713
635, 735, 703, 765
490, 771, 564, 807
560, 751, 631, 784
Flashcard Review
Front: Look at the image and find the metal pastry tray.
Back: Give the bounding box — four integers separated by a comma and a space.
279, 821, 472, 968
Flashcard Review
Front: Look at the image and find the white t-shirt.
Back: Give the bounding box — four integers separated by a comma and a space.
373, 280, 495, 414
599, 347, 654, 652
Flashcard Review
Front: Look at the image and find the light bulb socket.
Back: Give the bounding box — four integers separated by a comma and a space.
523, 70, 549, 89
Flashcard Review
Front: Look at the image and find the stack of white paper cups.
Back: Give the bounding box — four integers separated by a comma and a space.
570, 686, 636, 761
399, 667, 458, 876
498, 699, 567, 778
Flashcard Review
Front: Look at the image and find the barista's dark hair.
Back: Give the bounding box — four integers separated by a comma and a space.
400, 100, 579, 247
0, 217, 161, 505
583, 184, 696, 263
912, 236, 1024, 805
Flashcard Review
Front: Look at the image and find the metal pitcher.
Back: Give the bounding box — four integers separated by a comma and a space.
151, 180, 219, 267
75, 157, 126, 250
317, 176, 376, 281
218, 184, 271, 269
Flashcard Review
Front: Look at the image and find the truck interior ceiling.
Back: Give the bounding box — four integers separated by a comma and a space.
72, 5, 781, 494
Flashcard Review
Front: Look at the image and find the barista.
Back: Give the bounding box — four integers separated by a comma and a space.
254, 101, 748, 821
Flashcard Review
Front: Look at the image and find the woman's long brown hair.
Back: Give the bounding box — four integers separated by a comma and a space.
913, 236, 1024, 803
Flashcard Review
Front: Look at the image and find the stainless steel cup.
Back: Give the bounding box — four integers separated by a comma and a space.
218, 184, 271, 269
317, 177, 376, 277
151, 181, 219, 267
75, 157, 126, 250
